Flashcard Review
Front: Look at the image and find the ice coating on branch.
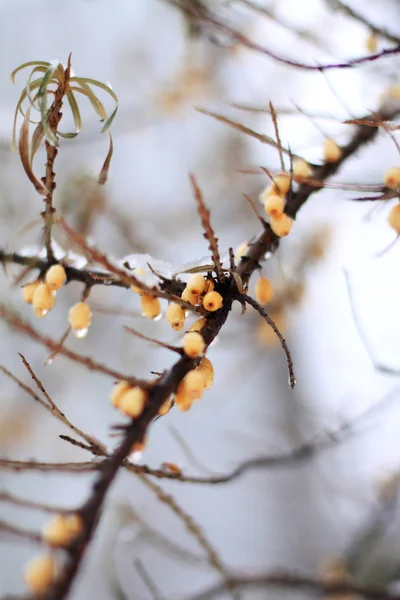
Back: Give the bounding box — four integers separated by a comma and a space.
19, 241, 88, 270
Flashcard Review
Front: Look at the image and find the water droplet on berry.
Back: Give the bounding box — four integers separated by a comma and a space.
73, 327, 88, 339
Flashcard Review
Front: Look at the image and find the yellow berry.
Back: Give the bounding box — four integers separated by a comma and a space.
32, 283, 56, 317
366, 32, 377, 52
120, 387, 148, 418
264, 194, 285, 218
45, 264, 66, 291
189, 317, 206, 332
166, 303, 186, 331
110, 380, 131, 408
174, 382, 195, 411
181, 286, 199, 306
196, 357, 214, 389
183, 369, 205, 400
203, 279, 215, 294
255, 276, 274, 304
384, 167, 400, 191
182, 331, 206, 358
68, 302, 92, 332
323, 138, 342, 163
22, 280, 40, 304
186, 273, 207, 296
235, 241, 248, 261
202, 291, 223, 312
158, 398, 172, 416
272, 173, 291, 195
23, 553, 56, 593
42, 514, 82, 548
270, 213, 293, 237
388, 204, 400, 234
130, 268, 147, 294
140, 294, 161, 319
293, 158, 312, 183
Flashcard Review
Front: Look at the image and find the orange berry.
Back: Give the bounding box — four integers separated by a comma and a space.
166, 303, 186, 331
182, 331, 205, 358
45, 264, 66, 291
22, 280, 40, 304
120, 387, 148, 418
323, 138, 342, 163
140, 294, 161, 319
24, 554, 56, 593
234, 241, 248, 261
384, 167, 400, 191
181, 286, 199, 305
186, 273, 206, 295
388, 203, 400, 234
270, 213, 293, 237
183, 369, 205, 400
189, 317, 206, 332
264, 194, 285, 218
196, 357, 214, 389
255, 276, 274, 304
110, 380, 131, 408
42, 514, 82, 548
32, 283, 56, 317
293, 158, 312, 182
68, 302, 92, 334
202, 290, 223, 312
271, 173, 291, 195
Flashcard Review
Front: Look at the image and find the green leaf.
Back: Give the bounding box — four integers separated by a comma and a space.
19, 105, 47, 195
66, 90, 82, 133
98, 132, 113, 185
38, 64, 59, 146
10, 60, 50, 83
71, 77, 118, 131
30, 121, 45, 164
11, 78, 43, 152
69, 84, 107, 120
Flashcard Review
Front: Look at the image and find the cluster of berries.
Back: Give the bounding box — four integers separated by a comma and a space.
22, 264, 92, 338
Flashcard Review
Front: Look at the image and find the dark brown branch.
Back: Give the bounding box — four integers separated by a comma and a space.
164, 0, 400, 71
0, 519, 42, 544
0, 491, 75, 514
242, 294, 295, 388
0, 459, 98, 472
188, 571, 397, 600
0, 306, 148, 387
189, 174, 225, 284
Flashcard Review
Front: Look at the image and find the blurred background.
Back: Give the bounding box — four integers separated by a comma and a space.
1, 0, 400, 597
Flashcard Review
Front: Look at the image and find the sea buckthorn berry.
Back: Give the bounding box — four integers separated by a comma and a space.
186, 273, 207, 296
189, 317, 206, 332
166, 303, 186, 331
140, 293, 161, 319
120, 387, 148, 418
32, 283, 56, 317
293, 158, 312, 182
181, 286, 199, 305
68, 301, 92, 335
264, 194, 285, 218
130, 268, 147, 294
388, 203, 400, 234
384, 167, 400, 191
174, 384, 194, 412
202, 290, 223, 312
203, 279, 215, 294
196, 357, 214, 389
42, 514, 82, 548
158, 398, 172, 416
323, 138, 342, 163
110, 380, 131, 408
183, 369, 205, 400
45, 264, 66, 291
270, 213, 293, 237
161, 462, 182, 474
23, 553, 56, 593
255, 276, 274, 304
22, 280, 40, 304
131, 439, 146, 454
235, 241, 248, 261
182, 331, 206, 358
271, 172, 291, 195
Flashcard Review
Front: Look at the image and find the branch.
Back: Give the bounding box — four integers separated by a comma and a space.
0, 459, 98, 472
188, 571, 397, 600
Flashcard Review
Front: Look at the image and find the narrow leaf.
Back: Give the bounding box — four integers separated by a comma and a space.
66, 90, 82, 133
10, 61, 50, 83
98, 133, 113, 185
30, 122, 45, 164
18, 106, 47, 195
